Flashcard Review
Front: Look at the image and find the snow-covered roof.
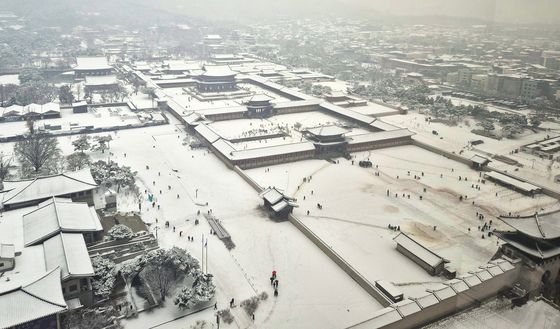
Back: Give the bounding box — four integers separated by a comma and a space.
470, 154, 490, 165
201, 65, 237, 78
0, 243, 15, 259
42, 233, 94, 280
427, 284, 456, 301
229, 142, 315, 161
271, 199, 290, 212
444, 278, 469, 293
357, 307, 402, 328
412, 292, 439, 308
484, 171, 541, 193
74, 56, 111, 70
501, 212, 560, 239
260, 187, 284, 205
84, 75, 118, 86
348, 129, 414, 144
457, 273, 482, 287
0, 267, 67, 328
248, 94, 273, 103
23, 197, 102, 246
1, 169, 97, 207
319, 102, 376, 125
393, 232, 447, 268
307, 125, 348, 137
391, 299, 421, 317
194, 124, 222, 144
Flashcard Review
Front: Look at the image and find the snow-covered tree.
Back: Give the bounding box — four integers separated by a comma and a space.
174, 273, 216, 309
91, 257, 117, 298
108, 224, 134, 240
90, 160, 136, 192
66, 152, 91, 171
91, 135, 113, 154
72, 135, 91, 154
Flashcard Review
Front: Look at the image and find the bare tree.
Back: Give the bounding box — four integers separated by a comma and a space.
141, 265, 175, 302
0, 152, 13, 181
14, 132, 61, 177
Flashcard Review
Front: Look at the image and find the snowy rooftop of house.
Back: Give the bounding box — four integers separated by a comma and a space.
393, 232, 447, 268
484, 171, 541, 193
84, 75, 118, 86
0, 243, 15, 259
229, 142, 316, 161
307, 125, 348, 137
1, 103, 60, 117
23, 197, 102, 246
500, 212, 560, 240
194, 124, 222, 144
0, 169, 97, 207
471, 154, 490, 165
260, 187, 284, 205
74, 56, 111, 70
0, 267, 67, 329
42, 233, 94, 280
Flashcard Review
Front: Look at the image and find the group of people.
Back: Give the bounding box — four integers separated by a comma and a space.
270, 270, 280, 297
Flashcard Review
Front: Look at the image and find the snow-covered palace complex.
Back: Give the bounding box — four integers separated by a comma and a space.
1, 53, 560, 329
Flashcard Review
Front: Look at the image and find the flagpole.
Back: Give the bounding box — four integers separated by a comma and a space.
202, 233, 204, 274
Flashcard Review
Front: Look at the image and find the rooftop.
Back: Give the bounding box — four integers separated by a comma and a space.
0, 267, 66, 329
1, 169, 97, 207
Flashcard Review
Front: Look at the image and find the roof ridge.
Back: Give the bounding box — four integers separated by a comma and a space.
58, 234, 71, 277
52, 197, 62, 228
2, 177, 38, 203
21, 289, 67, 308
61, 169, 97, 187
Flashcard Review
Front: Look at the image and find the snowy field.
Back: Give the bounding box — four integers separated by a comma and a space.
208, 111, 368, 147
383, 111, 560, 193
245, 145, 558, 298
383, 111, 550, 155
1, 118, 385, 329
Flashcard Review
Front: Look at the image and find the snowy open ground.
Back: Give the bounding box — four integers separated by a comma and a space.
383, 111, 560, 192
3, 118, 383, 329
208, 111, 369, 151
246, 145, 557, 298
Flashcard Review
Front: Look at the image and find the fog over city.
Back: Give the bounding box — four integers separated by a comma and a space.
0, 1, 559, 329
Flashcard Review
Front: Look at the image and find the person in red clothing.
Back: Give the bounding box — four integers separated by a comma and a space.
272, 270, 277, 279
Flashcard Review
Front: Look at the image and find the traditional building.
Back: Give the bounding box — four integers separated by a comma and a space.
495, 212, 560, 293
195, 65, 237, 93
245, 94, 274, 117
305, 125, 349, 157
74, 56, 113, 78
0, 169, 97, 210
260, 187, 297, 220
0, 268, 67, 329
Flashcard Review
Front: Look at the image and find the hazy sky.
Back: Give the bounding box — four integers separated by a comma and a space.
151, 0, 560, 24
348, 0, 559, 24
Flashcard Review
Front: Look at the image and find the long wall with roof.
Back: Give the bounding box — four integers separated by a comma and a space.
348, 258, 522, 329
